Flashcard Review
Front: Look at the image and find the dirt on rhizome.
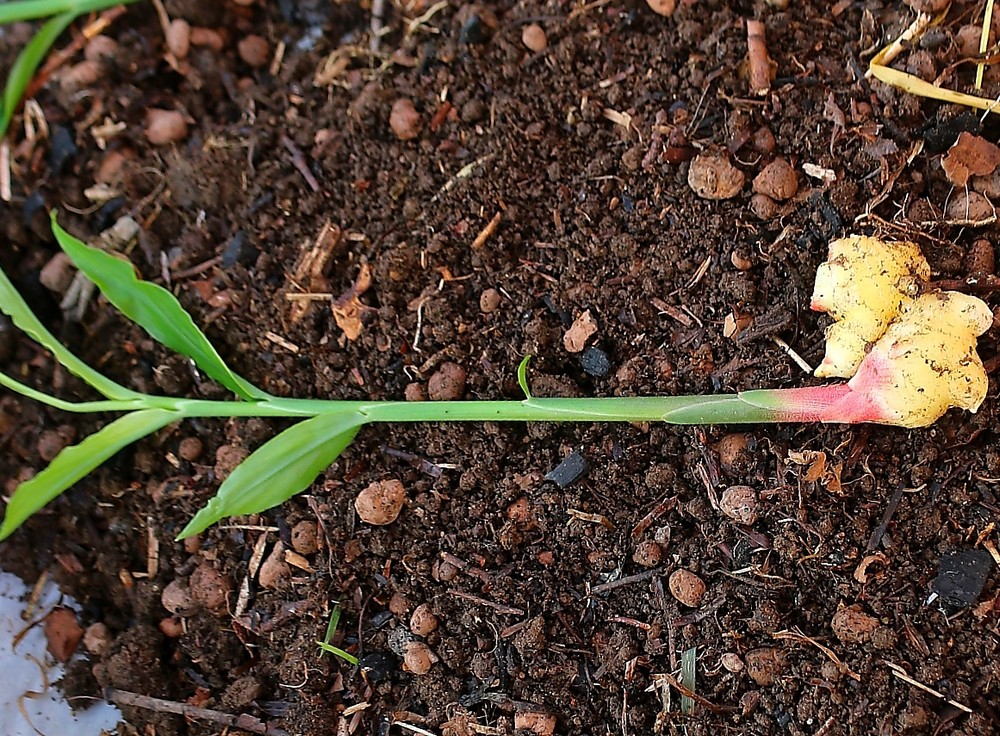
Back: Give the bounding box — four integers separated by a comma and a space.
1, 0, 999, 734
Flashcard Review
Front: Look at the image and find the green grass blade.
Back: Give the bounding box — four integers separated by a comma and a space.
52, 215, 270, 401
0, 256, 142, 400
0, 408, 178, 540
680, 646, 696, 715
517, 355, 532, 399
1, 12, 75, 146
316, 641, 358, 665
0, 367, 142, 411
0, 0, 141, 24
178, 413, 366, 539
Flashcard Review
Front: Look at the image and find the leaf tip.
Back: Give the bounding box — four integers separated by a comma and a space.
0, 518, 15, 542
176, 501, 219, 540
517, 355, 533, 399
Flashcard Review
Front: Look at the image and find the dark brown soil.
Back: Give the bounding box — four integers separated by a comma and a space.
2, 1, 1000, 734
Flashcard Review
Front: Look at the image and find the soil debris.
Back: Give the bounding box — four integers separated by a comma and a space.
931, 549, 994, 608
668, 568, 706, 607
145, 109, 188, 145
427, 362, 467, 400
355, 479, 406, 525
390, 98, 422, 141
563, 309, 597, 353
521, 24, 547, 52
44, 607, 83, 662
688, 149, 744, 200
544, 450, 588, 488
941, 132, 1000, 188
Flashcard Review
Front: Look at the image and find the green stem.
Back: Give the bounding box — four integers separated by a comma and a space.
132, 392, 784, 424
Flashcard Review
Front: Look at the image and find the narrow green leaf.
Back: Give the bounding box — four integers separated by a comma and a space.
0, 409, 178, 540
0, 255, 141, 400
0, 12, 75, 141
0, 367, 141, 412
51, 215, 270, 401
178, 413, 366, 539
0, 0, 141, 24
322, 605, 342, 647
517, 355, 532, 399
316, 641, 359, 665
680, 646, 697, 715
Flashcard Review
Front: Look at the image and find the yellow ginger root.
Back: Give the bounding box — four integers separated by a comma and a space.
852, 291, 993, 428
811, 236, 930, 378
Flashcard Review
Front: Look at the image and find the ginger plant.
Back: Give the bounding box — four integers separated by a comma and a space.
0, 214, 991, 540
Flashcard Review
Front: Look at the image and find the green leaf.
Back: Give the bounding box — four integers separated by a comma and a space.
0, 12, 74, 141
316, 641, 359, 665
680, 646, 697, 715
0, 0, 141, 24
0, 367, 140, 412
178, 412, 366, 539
517, 355, 532, 399
0, 253, 141, 401
52, 215, 270, 401
0, 409, 178, 540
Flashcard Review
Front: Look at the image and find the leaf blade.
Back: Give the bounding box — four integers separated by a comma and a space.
0, 0, 142, 25
51, 215, 269, 400
178, 413, 366, 539
0, 12, 74, 140
0, 409, 178, 540
0, 251, 141, 400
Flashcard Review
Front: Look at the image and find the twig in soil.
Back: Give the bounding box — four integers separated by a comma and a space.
866, 11, 935, 77
145, 518, 159, 578
867, 480, 906, 552
471, 212, 502, 249
650, 297, 693, 327
394, 722, 439, 736
682, 256, 711, 291
933, 274, 1000, 292
590, 569, 657, 596
170, 255, 221, 281
0, 139, 10, 202
813, 716, 838, 736
105, 688, 292, 735
285, 292, 334, 301
235, 533, 269, 618
883, 661, 973, 714
440, 552, 490, 582
772, 337, 813, 374
382, 445, 447, 478
430, 154, 495, 203
404, 0, 449, 40
280, 135, 320, 192
650, 672, 735, 714
448, 589, 525, 615
566, 508, 615, 530
773, 629, 860, 682
567, 0, 613, 21
631, 496, 677, 541
264, 331, 300, 354
608, 615, 652, 631
149, 0, 171, 39
746, 19, 771, 96
370, 0, 386, 52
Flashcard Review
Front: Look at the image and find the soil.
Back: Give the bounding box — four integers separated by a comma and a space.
2, 1, 1000, 734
